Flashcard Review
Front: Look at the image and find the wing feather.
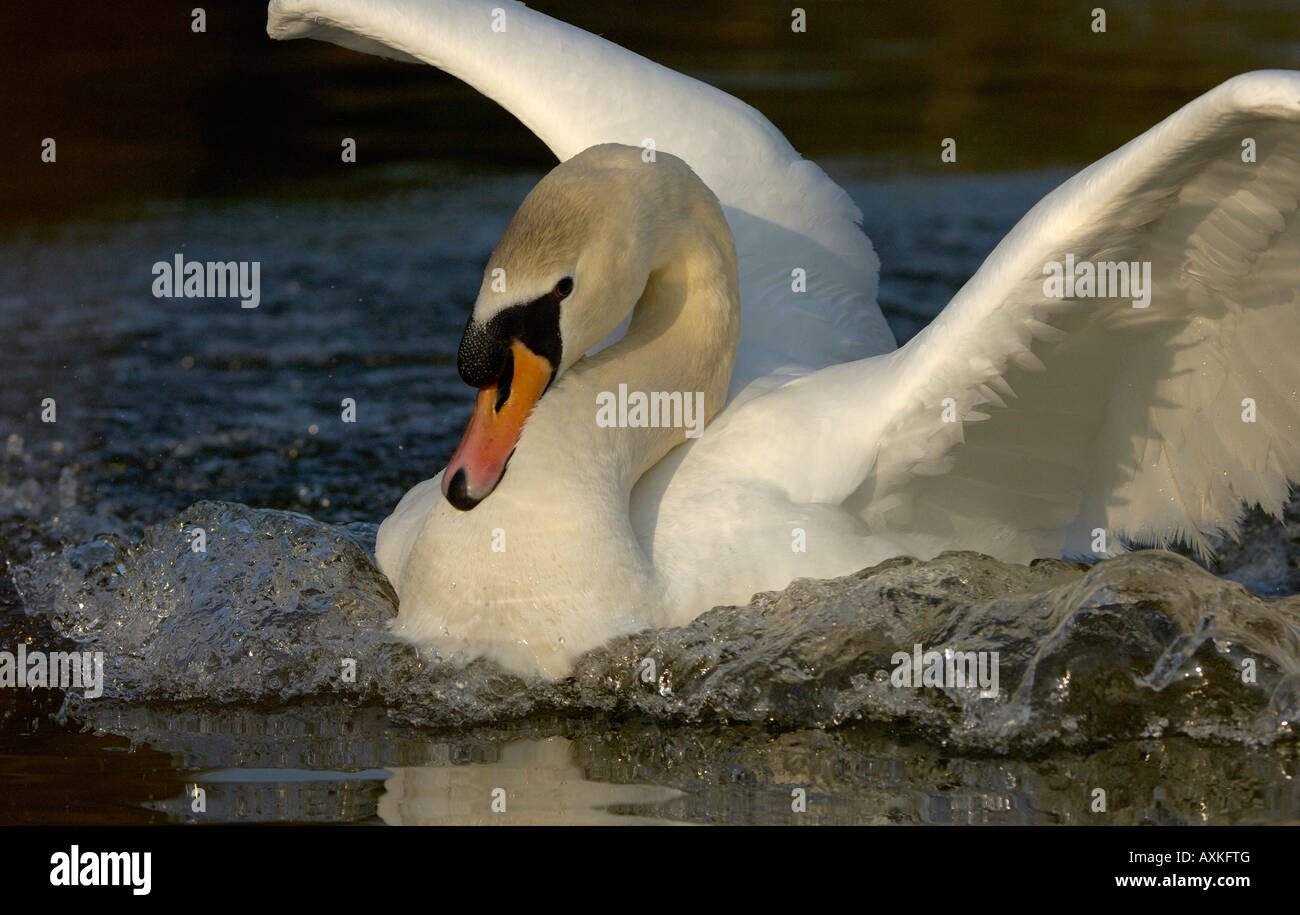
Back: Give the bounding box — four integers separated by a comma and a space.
267, 0, 896, 389
853, 71, 1300, 559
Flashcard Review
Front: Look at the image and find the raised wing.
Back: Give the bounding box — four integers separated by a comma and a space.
848, 70, 1300, 561
266, 0, 897, 391
654, 70, 1300, 573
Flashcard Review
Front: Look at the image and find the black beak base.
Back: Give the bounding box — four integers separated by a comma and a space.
455, 293, 563, 388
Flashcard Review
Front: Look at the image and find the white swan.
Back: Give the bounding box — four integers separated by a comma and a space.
268, 0, 1300, 679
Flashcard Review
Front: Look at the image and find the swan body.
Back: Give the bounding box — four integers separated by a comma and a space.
268, 0, 1300, 679
377, 145, 742, 677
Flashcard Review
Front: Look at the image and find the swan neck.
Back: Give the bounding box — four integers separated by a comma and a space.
569, 213, 740, 490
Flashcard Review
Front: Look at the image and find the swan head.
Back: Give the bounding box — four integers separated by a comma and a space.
442, 143, 719, 510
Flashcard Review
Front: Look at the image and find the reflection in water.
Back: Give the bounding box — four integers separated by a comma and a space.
5, 480, 1300, 825
378, 738, 682, 826
29, 705, 1300, 825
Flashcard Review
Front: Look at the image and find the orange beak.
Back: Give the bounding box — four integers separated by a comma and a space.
442, 339, 555, 510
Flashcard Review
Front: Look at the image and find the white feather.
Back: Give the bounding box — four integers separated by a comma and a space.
269, 1, 1300, 677
267, 0, 896, 395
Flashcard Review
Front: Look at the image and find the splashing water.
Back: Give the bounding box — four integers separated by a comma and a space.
10, 499, 1298, 752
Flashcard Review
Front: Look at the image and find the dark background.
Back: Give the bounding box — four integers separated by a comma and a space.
3, 0, 1298, 226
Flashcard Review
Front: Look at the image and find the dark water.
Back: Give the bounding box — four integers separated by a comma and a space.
2, 164, 1298, 825
7, 0, 1300, 222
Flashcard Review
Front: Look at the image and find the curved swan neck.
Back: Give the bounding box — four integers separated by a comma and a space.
610, 215, 739, 480
532, 185, 740, 493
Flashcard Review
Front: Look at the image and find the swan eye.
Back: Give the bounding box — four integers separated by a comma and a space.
554, 277, 574, 298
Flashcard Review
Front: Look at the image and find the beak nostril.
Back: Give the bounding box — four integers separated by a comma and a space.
493, 348, 515, 413
444, 337, 555, 512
